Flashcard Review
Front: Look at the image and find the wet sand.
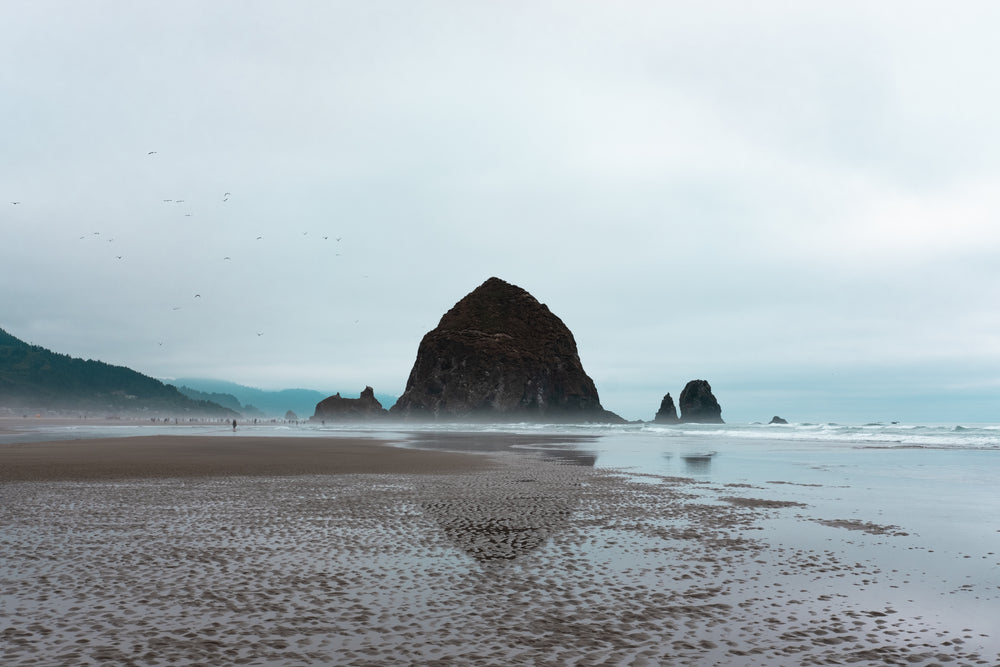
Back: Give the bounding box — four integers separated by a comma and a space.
2, 434, 997, 665
0, 435, 493, 481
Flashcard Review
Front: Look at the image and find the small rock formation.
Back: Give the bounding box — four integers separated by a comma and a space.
285, 410, 299, 421
312, 386, 388, 421
389, 277, 623, 422
653, 393, 679, 424
678, 380, 724, 423
769, 415, 788, 424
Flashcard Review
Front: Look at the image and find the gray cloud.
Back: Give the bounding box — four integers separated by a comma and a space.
2, 2, 998, 422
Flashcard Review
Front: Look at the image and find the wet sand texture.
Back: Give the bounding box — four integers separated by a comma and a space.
0, 435, 493, 481
2, 438, 997, 665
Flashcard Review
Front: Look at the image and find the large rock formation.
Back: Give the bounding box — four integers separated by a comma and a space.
678, 380, 724, 423
653, 393, 679, 424
389, 277, 623, 423
312, 386, 388, 421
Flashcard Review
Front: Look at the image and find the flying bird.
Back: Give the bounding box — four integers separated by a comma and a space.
256, 332, 263, 337
147, 151, 157, 154
224, 256, 231, 260
194, 294, 201, 298
10, 201, 20, 205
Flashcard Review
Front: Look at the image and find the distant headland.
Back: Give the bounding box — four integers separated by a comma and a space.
0, 327, 236, 418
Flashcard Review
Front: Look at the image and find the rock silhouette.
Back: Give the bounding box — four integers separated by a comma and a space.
390, 277, 622, 422
653, 393, 679, 423
678, 379, 724, 423
312, 386, 388, 421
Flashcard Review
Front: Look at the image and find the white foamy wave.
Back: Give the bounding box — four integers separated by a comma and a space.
632, 421, 1000, 450
323, 420, 1000, 451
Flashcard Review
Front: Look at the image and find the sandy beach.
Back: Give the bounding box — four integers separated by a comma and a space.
2, 431, 997, 665
0, 434, 494, 481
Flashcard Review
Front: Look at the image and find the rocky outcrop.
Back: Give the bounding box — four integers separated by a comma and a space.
312, 386, 388, 421
389, 277, 623, 423
653, 393, 679, 423
769, 415, 788, 424
678, 380, 724, 423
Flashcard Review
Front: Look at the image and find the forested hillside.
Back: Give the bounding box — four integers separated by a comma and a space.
0, 328, 236, 417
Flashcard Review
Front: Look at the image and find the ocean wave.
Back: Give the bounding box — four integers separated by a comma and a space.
345, 421, 1000, 450
630, 422, 1000, 450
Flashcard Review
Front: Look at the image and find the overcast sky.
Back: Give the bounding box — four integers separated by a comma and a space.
3, 1, 998, 423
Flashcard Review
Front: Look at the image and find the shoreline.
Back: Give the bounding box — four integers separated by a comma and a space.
1, 431, 997, 664
2, 422, 997, 663
3, 451, 995, 664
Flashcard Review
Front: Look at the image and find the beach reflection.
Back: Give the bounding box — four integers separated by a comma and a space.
403, 431, 598, 467
412, 432, 594, 562
423, 485, 579, 562
682, 453, 714, 475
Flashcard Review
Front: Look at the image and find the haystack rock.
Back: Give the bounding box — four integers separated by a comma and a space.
653, 393, 679, 424
389, 277, 623, 423
678, 380, 724, 423
312, 386, 388, 421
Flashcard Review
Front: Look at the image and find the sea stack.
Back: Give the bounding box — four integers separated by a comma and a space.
389, 277, 623, 422
678, 380, 724, 424
653, 393, 679, 424
312, 386, 388, 421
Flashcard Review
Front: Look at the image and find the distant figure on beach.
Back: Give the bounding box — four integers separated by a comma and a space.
232, 419, 237, 432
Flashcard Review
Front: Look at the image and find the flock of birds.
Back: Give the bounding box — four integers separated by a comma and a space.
8, 150, 353, 351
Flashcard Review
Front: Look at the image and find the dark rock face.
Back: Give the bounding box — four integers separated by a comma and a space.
769, 415, 788, 424
653, 393, 679, 423
312, 386, 388, 421
389, 277, 623, 423
678, 380, 724, 424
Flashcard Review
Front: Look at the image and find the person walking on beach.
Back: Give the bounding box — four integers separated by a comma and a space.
232, 419, 237, 432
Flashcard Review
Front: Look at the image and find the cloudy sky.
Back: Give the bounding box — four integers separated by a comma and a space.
3, 1, 998, 423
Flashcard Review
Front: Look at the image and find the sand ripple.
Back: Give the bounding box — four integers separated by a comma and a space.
2, 454, 997, 665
